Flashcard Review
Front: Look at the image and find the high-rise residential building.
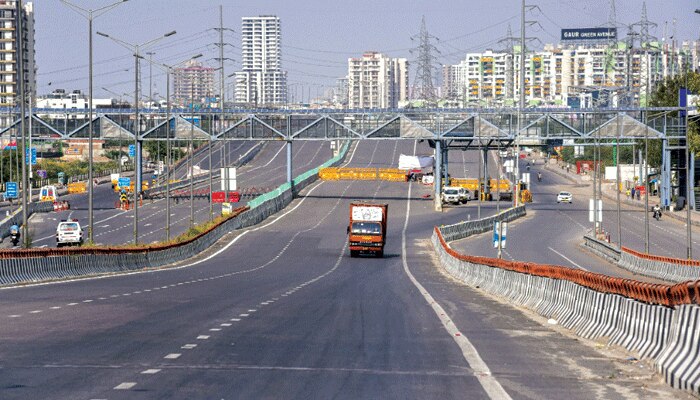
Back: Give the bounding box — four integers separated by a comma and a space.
173, 60, 215, 107
0, 0, 36, 108
442, 40, 698, 107
347, 52, 408, 109
234, 15, 287, 106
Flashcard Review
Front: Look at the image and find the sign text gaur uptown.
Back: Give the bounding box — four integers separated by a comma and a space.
561, 28, 617, 41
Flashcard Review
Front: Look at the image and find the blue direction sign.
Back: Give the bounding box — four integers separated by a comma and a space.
5, 182, 18, 199
128, 144, 136, 158
118, 177, 131, 188
25, 147, 37, 165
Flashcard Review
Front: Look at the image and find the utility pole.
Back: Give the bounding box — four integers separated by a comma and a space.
409, 16, 440, 103
212, 5, 235, 200
147, 51, 155, 105
16, 0, 28, 247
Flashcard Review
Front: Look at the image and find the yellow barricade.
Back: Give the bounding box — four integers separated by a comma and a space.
67, 182, 87, 194
450, 178, 511, 192
319, 167, 407, 182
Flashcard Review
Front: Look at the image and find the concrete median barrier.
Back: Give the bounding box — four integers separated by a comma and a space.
584, 236, 700, 283
433, 210, 700, 395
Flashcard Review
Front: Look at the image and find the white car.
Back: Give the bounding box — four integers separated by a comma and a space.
56, 220, 84, 247
442, 186, 469, 204
557, 191, 573, 203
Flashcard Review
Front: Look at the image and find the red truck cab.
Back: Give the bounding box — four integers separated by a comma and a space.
347, 202, 388, 258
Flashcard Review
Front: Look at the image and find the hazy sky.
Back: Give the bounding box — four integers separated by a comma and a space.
35, 0, 700, 101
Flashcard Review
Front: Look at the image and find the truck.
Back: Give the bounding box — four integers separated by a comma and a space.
347, 202, 388, 258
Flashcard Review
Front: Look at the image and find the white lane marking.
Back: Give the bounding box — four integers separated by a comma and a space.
68, 302, 79, 306
141, 369, 161, 374
547, 247, 588, 271
164, 353, 181, 359
8, 315, 20, 318
230, 318, 241, 322
221, 323, 232, 327
197, 335, 210, 340
114, 382, 137, 390
82, 300, 93, 303
247, 309, 257, 312
29, 310, 42, 314
181, 344, 197, 349
239, 313, 249, 317
401, 175, 511, 397
50, 306, 61, 310
209, 328, 222, 332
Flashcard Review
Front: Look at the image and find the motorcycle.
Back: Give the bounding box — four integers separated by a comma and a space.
9, 227, 20, 247
537, 173, 542, 182
653, 208, 662, 221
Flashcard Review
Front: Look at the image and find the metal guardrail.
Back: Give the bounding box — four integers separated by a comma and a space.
439, 206, 526, 242
433, 213, 700, 395
583, 235, 621, 263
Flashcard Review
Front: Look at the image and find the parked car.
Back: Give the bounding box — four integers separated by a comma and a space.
556, 191, 573, 203
442, 186, 469, 204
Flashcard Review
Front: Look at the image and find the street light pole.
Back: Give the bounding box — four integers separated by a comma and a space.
61, 0, 128, 244
190, 78, 195, 229
97, 29, 177, 245
139, 54, 202, 240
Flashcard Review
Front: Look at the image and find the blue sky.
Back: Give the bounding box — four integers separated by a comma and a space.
35, 0, 700, 101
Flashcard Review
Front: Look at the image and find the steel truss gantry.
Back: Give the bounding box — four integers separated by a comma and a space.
0, 107, 691, 142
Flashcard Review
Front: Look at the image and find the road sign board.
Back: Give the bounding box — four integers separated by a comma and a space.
25, 147, 37, 165
493, 221, 507, 249
118, 177, 131, 188
128, 144, 136, 157
212, 191, 226, 203
588, 199, 603, 223
5, 182, 17, 199
220, 167, 237, 191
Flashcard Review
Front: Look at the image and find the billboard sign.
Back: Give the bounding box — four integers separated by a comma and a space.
561, 28, 617, 41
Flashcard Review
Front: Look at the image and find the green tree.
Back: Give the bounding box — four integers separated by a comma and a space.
647, 71, 700, 165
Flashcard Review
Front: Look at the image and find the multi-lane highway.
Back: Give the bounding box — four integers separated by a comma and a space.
0, 140, 685, 399
6, 139, 333, 248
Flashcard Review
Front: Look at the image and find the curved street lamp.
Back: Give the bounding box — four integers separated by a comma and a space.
96, 29, 176, 245
61, 0, 129, 244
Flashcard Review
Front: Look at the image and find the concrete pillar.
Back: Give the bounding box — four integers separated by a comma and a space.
136, 140, 143, 193
435, 140, 442, 211
661, 139, 671, 208
286, 140, 293, 194
482, 148, 490, 197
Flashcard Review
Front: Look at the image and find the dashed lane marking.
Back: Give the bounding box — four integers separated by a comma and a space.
114, 382, 137, 390
181, 344, 197, 349
197, 335, 210, 340
164, 353, 181, 360
141, 369, 161, 374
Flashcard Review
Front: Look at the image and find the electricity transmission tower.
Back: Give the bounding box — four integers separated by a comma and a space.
410, 16, 440, 103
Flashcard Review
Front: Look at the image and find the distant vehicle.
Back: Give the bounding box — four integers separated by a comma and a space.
9, 224, 20, 247
40, 185, 58, 202
347, 202, 388, 258
442, 186, 469, 204
56, 219, 83, 247
557, 191, 573, 203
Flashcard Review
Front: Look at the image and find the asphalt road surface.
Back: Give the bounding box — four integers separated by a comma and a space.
0, 140, 686, 399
